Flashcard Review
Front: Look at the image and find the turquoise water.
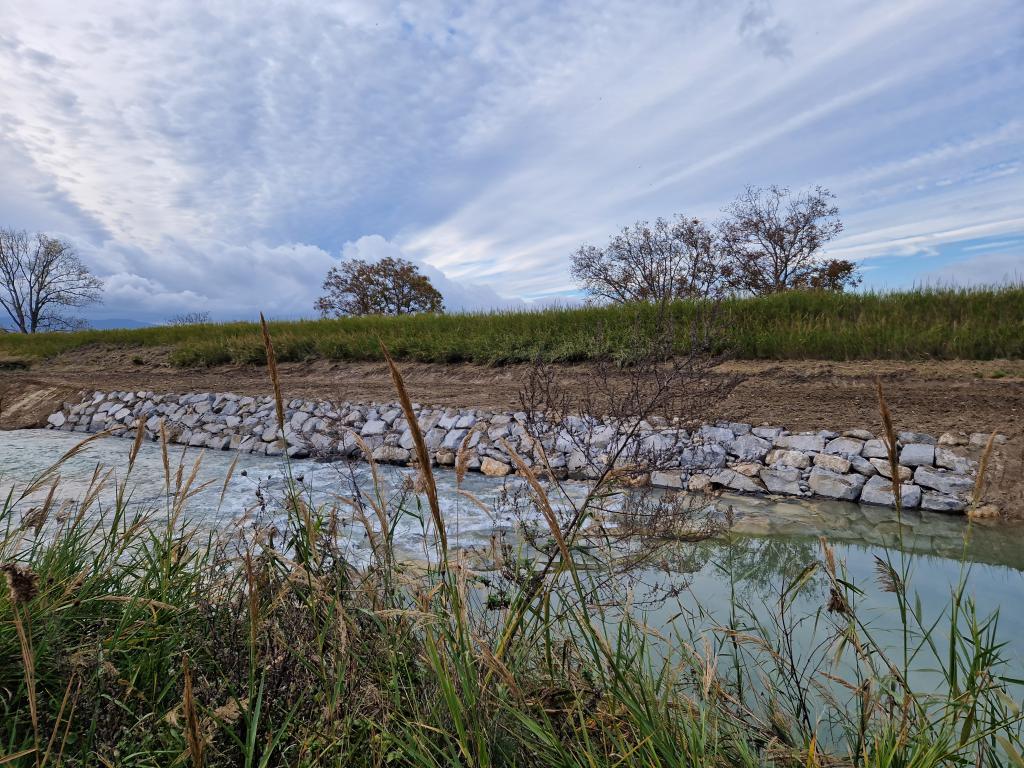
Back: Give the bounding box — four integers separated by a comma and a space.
3, 428, 1023, 680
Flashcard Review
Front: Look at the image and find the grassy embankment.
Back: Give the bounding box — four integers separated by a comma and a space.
1, 333, 1021, 766
1, 286, 1023, 367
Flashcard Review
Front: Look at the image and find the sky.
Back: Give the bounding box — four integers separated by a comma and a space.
1, 0, 1022, 326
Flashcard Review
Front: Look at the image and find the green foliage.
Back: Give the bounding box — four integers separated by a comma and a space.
1, 285, 1023, 365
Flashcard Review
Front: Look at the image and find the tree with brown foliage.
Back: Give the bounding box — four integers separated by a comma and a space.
315, 257, 444, 317
0, 228, 103, 333
570, 216, 725, 305
719, 185, 857, 294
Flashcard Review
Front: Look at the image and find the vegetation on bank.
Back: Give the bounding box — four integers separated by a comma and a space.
0, 332, 1021, 766
1, 285, 1023, 367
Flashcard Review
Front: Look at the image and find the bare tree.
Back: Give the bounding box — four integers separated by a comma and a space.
570, 216, 724, 305
719, 185, 857, 294
168, 311, 212, 326
0, 229, 103, 333
315, 257, 444, 317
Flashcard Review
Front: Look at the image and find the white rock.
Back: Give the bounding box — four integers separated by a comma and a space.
651, 470, 685, 489
773, 434, 825, 453
843, 429, 874, 441
825, 437, 864, 458
480, 457, 512, 477
860, 476, 921, 508
360, 419, 388, 436
935, 447, 975, 474
868, 458, 912, 481
372, 445, 411, 464
46, 412, 66, 428
766, 449, 810, 469
899, 443, 935, 467
861, 439, 891, 459
710, 469, 764, 493
813, 453, 851, 474
920, 491, 967, 513
760, 467, 802, 495
808, 467, 866, 501
728, 434, 771, 462
699, 425, 734, 443
914, 467, 974, 499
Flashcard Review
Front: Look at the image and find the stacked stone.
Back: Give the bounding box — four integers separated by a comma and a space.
46, 391, 995, 513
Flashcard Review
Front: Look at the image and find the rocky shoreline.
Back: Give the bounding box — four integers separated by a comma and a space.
45, 390, 1000, 514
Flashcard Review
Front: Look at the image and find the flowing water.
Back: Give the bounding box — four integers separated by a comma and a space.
3, 428, 1024, 676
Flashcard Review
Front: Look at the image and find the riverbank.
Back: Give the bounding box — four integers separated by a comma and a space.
3, 354, 1022, 512
42, 388, 997, 514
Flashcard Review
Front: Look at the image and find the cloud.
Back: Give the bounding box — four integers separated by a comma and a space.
0, 0, 1021, 319
339, 235, 525, 312
738, 1, 792, 61
922, 251, 1024, 287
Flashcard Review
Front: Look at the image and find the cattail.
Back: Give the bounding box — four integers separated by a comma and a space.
182, 654, 205, 768
129, 417, 146, 465
874, 378, 902, 511
259, 312, 286, 433
381, 341, 446, 556
971, 431, 997, 511
874, 555, 902, 594
454, 426, 478, 486
2, 563, 39, 605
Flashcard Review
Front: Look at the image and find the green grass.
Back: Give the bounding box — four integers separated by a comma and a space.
1, 340, 1022, 767
2, 286, 1023, 366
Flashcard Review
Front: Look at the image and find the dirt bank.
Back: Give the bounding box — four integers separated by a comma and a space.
2, 346, 1021, 511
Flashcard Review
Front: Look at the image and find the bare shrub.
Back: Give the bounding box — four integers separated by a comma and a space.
719, 185, 858, 294
570, 216, 725, 305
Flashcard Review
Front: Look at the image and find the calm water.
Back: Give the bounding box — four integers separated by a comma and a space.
3, 428, 1024, 675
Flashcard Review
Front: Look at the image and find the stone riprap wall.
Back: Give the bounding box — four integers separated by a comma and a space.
45, 390, 994, 513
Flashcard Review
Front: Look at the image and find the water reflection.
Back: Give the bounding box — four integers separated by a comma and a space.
3, 428, 1023, 669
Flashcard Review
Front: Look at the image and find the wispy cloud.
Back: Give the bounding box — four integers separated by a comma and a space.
0, 0, 1021, 322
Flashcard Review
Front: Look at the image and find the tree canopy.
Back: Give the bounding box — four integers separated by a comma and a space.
316, 257, 444, 317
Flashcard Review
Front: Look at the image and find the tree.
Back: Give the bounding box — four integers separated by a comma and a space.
168, 311, 212, 325
719, 185, 857, 294
570, 216, 725, 305
0, 228, 103, 333
315, 257, 444, 317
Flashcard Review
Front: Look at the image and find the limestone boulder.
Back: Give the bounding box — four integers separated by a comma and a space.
859, 476, 921, 509
773, 434, 825, 453
920, 491, 966, 513
650, 470, 685, 489
480, 457, 512, 477
914, 467, 974, 499
899, 443, 935, 467
868, 458, 912, 482
760, 467, 802, 495
808, 467, 866, 501
766, 448, 810, 469
813, 453, 851, 474
710, 469, 764, 494
825, 437, 864, 458
728, 434, 772, 462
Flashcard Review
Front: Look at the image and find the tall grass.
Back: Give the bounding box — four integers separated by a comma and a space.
2, 285, 1023, 365
1, 336, 1022, 766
